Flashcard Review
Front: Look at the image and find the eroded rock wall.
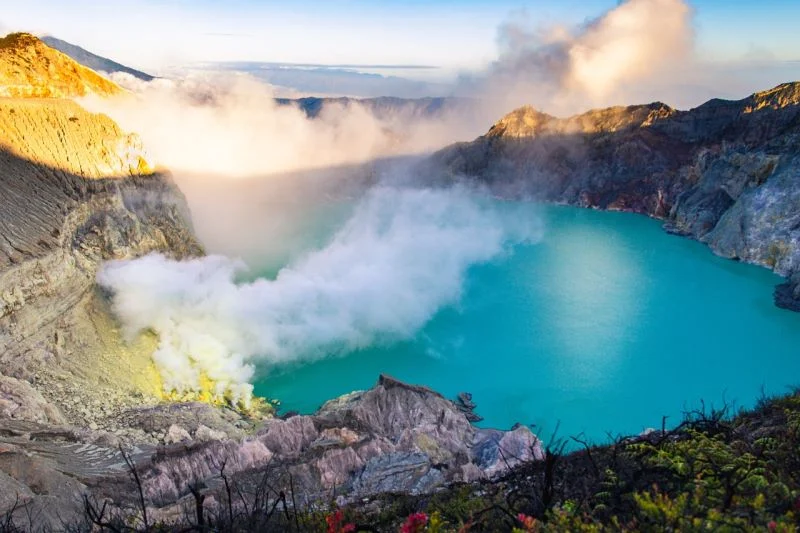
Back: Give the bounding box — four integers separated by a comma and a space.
0, 98, 201, 428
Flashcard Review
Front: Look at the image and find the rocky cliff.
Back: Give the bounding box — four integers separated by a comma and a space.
7, 375, 536, 526
434, 82, 800, 310
0, 375, 540, 528
0, 33, 203, 433
0, 34, 212, 525
0, 97, 203, 424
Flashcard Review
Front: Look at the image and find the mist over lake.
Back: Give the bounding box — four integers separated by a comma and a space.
255, 199, 800, 443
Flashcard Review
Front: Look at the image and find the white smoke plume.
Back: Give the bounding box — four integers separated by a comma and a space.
468, 0, 695, 115
97, 187, 543, 403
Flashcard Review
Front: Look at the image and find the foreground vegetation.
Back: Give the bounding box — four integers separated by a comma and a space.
355, 390, 800, 532
4, 391, 800, 532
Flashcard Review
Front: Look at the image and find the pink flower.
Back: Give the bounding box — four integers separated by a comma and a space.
767, 521, 778, 532
400, 512, 428, 533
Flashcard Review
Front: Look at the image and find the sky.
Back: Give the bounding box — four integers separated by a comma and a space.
2, 0, 800, 72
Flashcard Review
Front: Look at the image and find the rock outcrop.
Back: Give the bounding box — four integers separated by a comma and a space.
0, 376, 541, 527
105, 376, 542, 509
433, 82, 800, 309
0, 99, 202, 425
0, 36, 211, 526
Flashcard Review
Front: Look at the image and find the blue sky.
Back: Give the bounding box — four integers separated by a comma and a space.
1, 0, 799, 71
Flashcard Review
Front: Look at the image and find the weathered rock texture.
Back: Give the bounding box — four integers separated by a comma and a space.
0, 99, 201, 427
434, 82, 800, 309
0, 75, 209, 530
0, 33, 204, 527
103, 376, 540, 514
0, 376, 541, 527
0, 33, 121, 98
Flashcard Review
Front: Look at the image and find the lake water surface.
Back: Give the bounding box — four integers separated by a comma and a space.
253, 201, 800, 443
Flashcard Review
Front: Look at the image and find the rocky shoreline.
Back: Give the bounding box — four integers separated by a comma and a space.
432, 82, 800, 311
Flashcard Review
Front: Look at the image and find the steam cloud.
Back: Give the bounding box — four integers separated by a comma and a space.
470, 0, 695, 115
82, 73, 484, 178
98, 187, 542, 403
92, 0, 696, 403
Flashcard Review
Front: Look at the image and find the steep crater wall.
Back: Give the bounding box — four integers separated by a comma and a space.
0, 98, 202, 427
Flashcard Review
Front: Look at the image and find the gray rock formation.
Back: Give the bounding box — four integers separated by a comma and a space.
433, 82, 800, 309
0, 97, 202, 433
115, 375, 541, 510
0, 375, 541, 527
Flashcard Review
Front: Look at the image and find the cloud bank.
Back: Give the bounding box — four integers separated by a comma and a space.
97, 187, 543, 403
465, 0, 695, 115
82, 73, 484, 179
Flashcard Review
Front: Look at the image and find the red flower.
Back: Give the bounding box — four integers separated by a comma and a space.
767, 521, 777, 532
326, 509, 356, 533
400, 512, 428, 533
517, 513, 537, 532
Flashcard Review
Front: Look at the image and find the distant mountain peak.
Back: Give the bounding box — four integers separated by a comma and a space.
486, 101, 678, 139
748, 81, 800, 112
483, 82, 800, 141
0, 32, 122, 98
41, 36, 154, 82
486, 106, 556, 138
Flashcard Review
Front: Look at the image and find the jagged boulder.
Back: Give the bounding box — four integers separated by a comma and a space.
0, 374, 65, 424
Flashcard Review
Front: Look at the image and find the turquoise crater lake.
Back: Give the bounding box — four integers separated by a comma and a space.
253, 202, 800, 443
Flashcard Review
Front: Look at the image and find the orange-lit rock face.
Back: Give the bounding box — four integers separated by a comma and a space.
0, 99, 151, 179
0, 33, 121, 99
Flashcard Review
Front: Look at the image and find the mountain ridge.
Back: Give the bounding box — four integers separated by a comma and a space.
41, 35, 155, 82
485, 82, 800, 140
